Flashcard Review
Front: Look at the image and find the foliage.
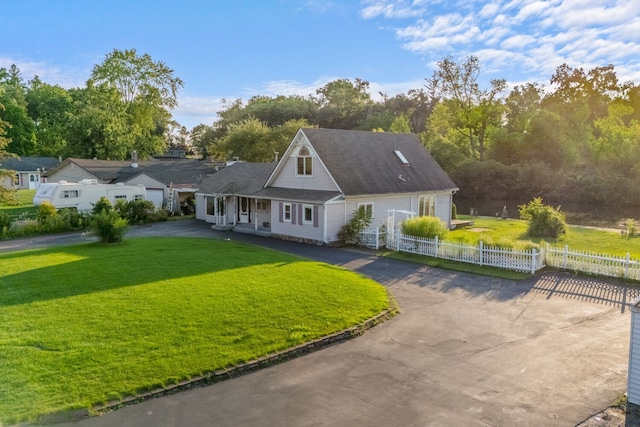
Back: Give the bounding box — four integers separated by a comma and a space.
338, 208, 372, 245
518, 198, 568, 238
0, 238, 388, 424
625, 219, 637, 239
401, 216, 448, 239
116, 199, 156, 224
35, 201, 57, 224
91, 196, 112, 215
90, 209, 129, 243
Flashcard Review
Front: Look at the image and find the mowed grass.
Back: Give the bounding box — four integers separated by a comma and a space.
451, 216, 640, 258
0, 189, 37, 219
0, 237, 389, 424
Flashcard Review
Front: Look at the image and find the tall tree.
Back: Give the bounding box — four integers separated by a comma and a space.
25, 76, 73, 157
0, 65, 37, 155
0, 90, 16, 202
89, 48, 183, 109
433, 56, 507, 161
315, 78, 373, 129
88, 49, 183, 158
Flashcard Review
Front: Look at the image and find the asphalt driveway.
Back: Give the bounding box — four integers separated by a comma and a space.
2, 220, 635, 426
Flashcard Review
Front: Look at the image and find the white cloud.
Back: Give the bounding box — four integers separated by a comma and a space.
359, 0, 429, 19
359, 0, 640, 87
0, 55, 86, 88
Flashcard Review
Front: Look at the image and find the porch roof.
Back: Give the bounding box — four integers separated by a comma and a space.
253, 187, 343, 204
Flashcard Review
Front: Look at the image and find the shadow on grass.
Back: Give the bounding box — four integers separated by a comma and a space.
0, 237, 296, 307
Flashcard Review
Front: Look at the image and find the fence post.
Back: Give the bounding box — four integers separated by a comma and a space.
627, 253, 631, 279
395, 229, 400, 252
479, 241, 483, 266
531, 248, 537, 274
375, 227, 379, 250
435, 235, 439, 258
564, 245, 569, 268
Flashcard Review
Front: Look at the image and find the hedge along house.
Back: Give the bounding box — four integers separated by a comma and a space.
195, 128, 459, 245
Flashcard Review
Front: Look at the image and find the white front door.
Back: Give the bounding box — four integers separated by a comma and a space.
28, 174, 38, 190
239, 197, 250, 223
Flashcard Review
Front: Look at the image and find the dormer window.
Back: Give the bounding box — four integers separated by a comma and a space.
297, 147, 312, 176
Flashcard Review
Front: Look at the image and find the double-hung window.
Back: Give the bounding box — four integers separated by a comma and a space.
283, 203, 292, 222
296, 147, 312, 176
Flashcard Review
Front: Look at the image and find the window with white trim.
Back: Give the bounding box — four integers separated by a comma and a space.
419, 195, 435, 217
283, 203, 292, 222
357, 202, 373, 219
303, 205, 313, 225
256, 199, 268, 212
296, 147, 312, 176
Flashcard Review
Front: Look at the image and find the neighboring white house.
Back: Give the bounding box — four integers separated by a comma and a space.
0, 157, 60, 190
195, 128, 458, 245
44, 157, 215, 213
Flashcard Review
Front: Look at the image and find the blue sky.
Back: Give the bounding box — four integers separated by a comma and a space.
2, 0, 639, 130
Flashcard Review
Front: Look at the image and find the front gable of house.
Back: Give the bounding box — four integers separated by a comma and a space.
266, 130, 341, 193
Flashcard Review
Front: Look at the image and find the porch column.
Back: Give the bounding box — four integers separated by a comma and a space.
233, 196, 237, 226
213, 195, 218, 224
254, 198, 258, 231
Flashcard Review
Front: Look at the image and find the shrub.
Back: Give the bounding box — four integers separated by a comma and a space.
36, 202, 58, 224
518, 197, 567, 238
58, 208, 87, 230
91, 197, 112, 215
91, 209, 129, 243
338, 209, 372, 245
401, 216, 447, 239
122, 199, 156, 224
0, 211, 11, 232
625, 219, 637, 239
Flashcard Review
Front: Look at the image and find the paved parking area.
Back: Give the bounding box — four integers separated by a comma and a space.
4, 220, 635, 426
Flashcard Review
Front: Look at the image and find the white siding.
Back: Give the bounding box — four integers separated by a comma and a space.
270, 153, 339, 192
271, 201, 325, 243
47, 165, 97, 183
325, 201, 346, 243
629, 303, 640, 405
125, 174, 165, 189
195, 194, 207, 220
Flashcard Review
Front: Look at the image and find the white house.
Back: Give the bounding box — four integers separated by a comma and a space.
196, 128, 458, 245
0, 157, 60, 190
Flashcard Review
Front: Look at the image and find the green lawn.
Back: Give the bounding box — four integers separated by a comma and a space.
0, 189, 37, 219
450, 216, 640, 258
0, 237, 389, 424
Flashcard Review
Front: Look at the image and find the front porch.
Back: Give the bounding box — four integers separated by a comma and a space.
228, 222, 272, 237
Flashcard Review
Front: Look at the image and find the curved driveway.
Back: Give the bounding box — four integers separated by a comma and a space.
2, 220, 634, 426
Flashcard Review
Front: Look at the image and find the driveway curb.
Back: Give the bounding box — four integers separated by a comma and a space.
81, 291, 400, 420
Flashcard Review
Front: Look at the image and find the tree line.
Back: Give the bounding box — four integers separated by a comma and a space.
1, 50, 639, 208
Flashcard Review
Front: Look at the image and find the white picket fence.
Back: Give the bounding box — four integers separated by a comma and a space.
545, 244, 640, 280
360, 229, 544, 274
359, 228, 640, 279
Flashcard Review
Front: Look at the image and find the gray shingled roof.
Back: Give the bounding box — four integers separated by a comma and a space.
197, 162, 277, 195
301, 128, 458, 196
47, 158, 215, 186
0, 156, 60, 171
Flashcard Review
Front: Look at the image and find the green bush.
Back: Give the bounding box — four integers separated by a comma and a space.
401, 216, 448, 239
91, 197, 112, 215
0, 211, 11, 232
518, 197, 567, 238
122, 199, 156, 224
338, 208, 372, 245
91, 209, 129, 243
58, 208, 87, 230
36, 202, 58, 224
625, 219, 637, 239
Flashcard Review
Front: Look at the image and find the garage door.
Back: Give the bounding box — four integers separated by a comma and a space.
146, 189, 164, 210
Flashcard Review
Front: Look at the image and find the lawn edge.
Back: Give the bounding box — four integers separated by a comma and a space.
38, 290, 399, 425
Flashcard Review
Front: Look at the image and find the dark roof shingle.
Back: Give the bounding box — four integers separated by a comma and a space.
301, 128, 458, 196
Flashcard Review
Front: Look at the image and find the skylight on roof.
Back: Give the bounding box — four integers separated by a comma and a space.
394, 150, 409, 165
